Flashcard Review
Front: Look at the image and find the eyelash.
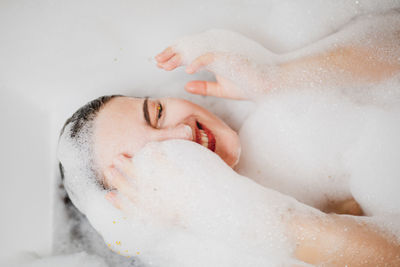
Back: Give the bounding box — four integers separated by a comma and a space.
157, 103, 163, 120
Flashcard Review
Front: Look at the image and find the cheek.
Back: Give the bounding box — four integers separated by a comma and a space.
118, 132, 152, 157
96, 131, 150, 170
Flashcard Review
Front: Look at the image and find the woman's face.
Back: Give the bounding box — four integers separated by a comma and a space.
94, 96, 241, 177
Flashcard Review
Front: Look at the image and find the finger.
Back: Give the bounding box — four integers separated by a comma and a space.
186, 53, 215, 74
185, 80, 223, 97
155, 47, 175, 63
105, 191, 122, 210
159, 54, 182, 71
112, 154, 136, 178
104, 166, 135, 202
105, 191, 133, 215
185, 81, 245, 100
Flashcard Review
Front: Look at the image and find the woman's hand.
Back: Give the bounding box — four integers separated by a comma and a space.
103, 156, 135, 212
155, 29, 277, 100
156, 48, 248, 100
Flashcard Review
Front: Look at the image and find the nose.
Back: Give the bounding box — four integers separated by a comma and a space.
156, 124, 193, 142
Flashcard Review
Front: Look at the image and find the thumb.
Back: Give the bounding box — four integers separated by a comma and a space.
185, 81, 245, 100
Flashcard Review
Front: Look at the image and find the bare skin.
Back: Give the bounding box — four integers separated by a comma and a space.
155, 43, 400, 101
102, 27, 400, 265
277, 45, 400, 90
289, 214, 400, 266
154, 29, 400, 265
94, 96, 241, 187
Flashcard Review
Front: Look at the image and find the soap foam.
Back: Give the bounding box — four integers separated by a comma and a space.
234, 12, 400, 215
18, 252, 108, 267
60, 138, 314, 266
54, 6, 400, 267
237, 79, 400, 214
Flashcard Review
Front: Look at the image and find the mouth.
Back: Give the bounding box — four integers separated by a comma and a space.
195, 121, 216, 152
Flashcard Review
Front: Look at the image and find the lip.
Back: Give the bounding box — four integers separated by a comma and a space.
194, 121, 216, 152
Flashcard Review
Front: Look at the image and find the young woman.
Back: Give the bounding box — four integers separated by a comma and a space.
59, 14, 400, 266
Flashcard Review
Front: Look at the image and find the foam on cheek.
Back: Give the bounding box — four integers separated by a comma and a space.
121, 140, 298, 266
60, 133, 312, 266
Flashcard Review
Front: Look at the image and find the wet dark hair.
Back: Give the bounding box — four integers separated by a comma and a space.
57, 95, 139, 265
59, 95, 122, 181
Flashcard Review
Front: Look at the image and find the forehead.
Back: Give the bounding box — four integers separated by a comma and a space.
95, 97, 143, 140
93, 97, 146, 171
98, 96, 141, 120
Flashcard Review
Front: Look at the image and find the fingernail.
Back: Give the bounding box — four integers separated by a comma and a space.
185, 84, 195, 92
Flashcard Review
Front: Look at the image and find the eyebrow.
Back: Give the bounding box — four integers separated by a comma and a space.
143, 97, 152, 127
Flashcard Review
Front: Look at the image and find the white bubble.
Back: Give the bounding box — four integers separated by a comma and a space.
18, 252, 108, 267
72, 140, 313, 266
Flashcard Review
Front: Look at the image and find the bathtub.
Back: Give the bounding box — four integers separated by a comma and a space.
1, 0, 398, 265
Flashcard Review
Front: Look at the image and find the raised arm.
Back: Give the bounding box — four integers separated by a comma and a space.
155, 24, 400, 100
277, 45, 400, 90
